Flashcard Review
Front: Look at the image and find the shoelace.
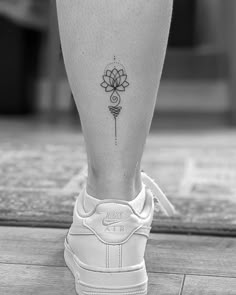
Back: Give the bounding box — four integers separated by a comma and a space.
141, 171, 177, 216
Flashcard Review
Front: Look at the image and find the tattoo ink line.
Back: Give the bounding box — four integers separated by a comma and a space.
100, 57, 129, 145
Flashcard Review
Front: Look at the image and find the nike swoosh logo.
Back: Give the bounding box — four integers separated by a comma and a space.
102, 219, 121, 226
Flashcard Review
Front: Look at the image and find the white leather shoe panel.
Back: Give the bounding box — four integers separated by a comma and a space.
121, 234, 147, 267
67, 235, 107, 268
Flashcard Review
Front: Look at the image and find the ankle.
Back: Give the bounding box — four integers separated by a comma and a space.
86, 167, 142, 201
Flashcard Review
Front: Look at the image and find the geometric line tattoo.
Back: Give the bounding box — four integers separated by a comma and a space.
100, 56, 129, 145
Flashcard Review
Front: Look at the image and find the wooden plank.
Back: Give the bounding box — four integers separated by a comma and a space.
0, 227, 66, 266
148, 273, 183, 295
0, 263, 182, 295
0, 227, 236, 278
0, 263, 76, 295
0, 227, 236, 277
146, 234, 236, 277
182, 275, 236, 295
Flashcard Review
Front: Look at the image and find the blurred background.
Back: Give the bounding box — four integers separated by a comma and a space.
0, 0, 236, 236
0, 0, 235, 128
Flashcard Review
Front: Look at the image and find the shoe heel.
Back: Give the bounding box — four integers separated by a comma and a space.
64, 244, 148, 295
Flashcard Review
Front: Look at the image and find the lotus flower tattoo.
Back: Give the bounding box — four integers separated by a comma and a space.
101, 63, 129, 145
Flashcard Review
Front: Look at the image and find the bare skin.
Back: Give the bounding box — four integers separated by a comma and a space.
56, 0, 173, 200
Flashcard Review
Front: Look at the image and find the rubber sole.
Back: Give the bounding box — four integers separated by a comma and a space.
64, 241, 148, 295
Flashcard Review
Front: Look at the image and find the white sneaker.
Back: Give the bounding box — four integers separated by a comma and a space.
64, 172, 176, 295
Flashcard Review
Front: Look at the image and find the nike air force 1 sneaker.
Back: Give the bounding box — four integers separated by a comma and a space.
64, 172, 176, 295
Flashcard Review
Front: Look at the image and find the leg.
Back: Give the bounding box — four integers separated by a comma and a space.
56, 0, 172, 200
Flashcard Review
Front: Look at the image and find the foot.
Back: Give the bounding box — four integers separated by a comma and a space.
64, 172, 176, 295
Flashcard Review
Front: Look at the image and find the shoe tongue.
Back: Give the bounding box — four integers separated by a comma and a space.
128, 185, 146, 213
83, 191, 99, 212
83, 185, 146, 214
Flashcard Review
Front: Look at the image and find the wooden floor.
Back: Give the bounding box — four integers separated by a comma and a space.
0, 227, 235, 294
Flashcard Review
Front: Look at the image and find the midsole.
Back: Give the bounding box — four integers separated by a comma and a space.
64, 240, 148, 289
